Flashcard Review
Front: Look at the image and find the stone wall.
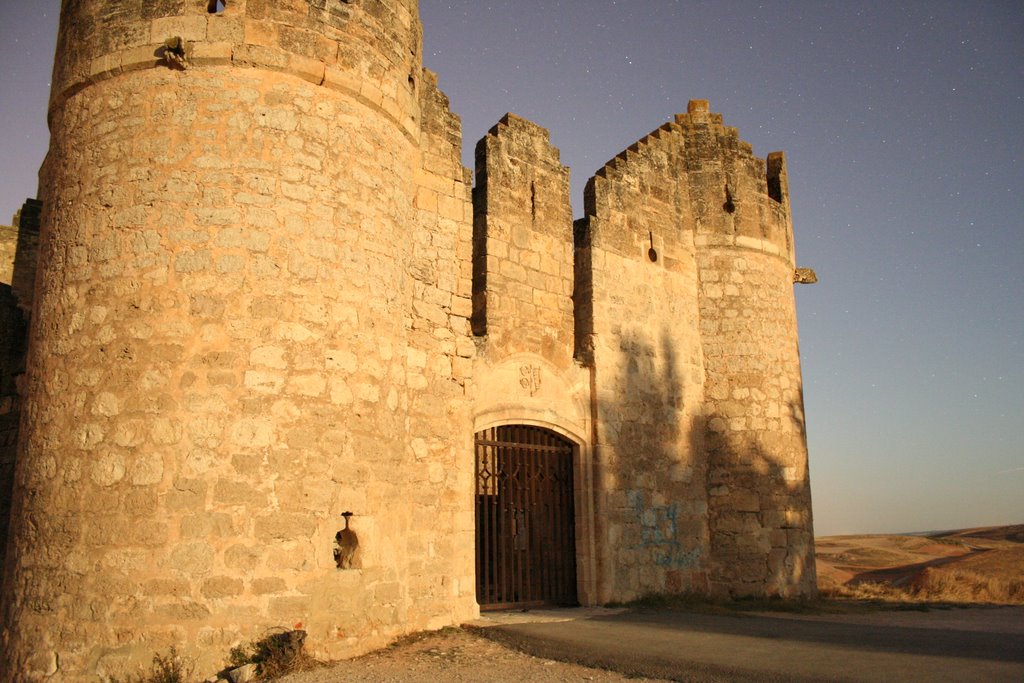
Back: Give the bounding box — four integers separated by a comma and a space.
1, 2, 816, 679
0, 200, 41, 314
0, 226, 15, 286
0, 1, 478, 679
472, 114, 575, 371
403, 67, 478, 630
469, 113, 596, 603
576, 117, 711, 601
471, 100, 816, 604
671, 101, 814, 596
0, 285, 25, 591
49, 0, 422, 139
0, 199, 40, 604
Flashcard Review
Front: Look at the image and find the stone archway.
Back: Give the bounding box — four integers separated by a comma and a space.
474, 424, 578, 609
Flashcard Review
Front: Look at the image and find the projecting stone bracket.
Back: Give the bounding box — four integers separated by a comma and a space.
159, 36, 189, 70
794, 268, 818, 284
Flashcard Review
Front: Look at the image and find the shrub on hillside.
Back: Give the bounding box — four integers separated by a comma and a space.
909, 567, 1024, 604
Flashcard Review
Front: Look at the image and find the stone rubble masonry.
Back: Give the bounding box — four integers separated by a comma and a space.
575, 104, 711, 601
0, 2, 816, 681
0, 284, 21, 587
0, 199, 40, 602
0, 199, 42, 314
472, 114, 576, 369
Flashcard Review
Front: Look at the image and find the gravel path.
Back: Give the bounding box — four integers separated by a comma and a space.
276, 627, 671, 683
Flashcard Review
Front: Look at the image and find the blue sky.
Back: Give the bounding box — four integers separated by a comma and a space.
1, 1, 1021, 535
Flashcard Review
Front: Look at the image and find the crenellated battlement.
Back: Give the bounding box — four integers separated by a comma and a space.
472, 112, 574, 365
584, 101, 794, 266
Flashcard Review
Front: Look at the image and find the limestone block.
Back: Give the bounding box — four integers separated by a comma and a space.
254, 513, 316, 542
144, 578, 191, 597
214, 480, 268, 508
287, 374, 327, 397
251, 577, 287, 595
227, 663, 259, 683
150, 16, 208, 44
91, 454, 126, 486
181, 513, 234, 539
224, 545, 261, 572
228, 418, 275, 448
201, 576, 244, 599
168, 543, 215, 576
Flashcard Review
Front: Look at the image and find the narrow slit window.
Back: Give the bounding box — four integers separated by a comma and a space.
208, 0, 226, 14
766, 153, 785, 203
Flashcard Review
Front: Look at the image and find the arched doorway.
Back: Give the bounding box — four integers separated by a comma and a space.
475, 424, 578, 609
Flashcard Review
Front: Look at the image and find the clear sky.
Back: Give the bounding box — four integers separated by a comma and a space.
1, 1, 1021, 536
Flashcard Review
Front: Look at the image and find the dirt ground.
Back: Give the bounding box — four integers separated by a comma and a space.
276, 524, 1024, 682
277, 627, 671, 683
271, 603, 1024, 683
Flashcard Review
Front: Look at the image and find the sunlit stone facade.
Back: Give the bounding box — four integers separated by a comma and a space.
0, 2, 815, 680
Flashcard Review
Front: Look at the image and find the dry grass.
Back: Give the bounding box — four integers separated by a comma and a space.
818, 530, 1024, 606
228, 630, 321, 680
824, 568, 1024, 605
106, 648, 193, 683
816, 525, 1024, 607
914, 567, 1024, 603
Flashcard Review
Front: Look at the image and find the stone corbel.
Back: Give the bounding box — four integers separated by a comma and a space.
794, 267, 818, 284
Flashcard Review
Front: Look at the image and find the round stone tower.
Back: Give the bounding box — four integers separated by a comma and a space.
678, 101, 817, 598
0, 1, 469, 678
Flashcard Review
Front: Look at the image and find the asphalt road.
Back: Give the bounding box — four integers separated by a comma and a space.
473, 606, 1024, 682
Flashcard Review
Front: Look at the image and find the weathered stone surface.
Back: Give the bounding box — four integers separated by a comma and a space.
0, 2, 815, 680
226, 663, 258, 683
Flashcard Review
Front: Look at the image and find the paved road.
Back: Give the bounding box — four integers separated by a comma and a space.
472, 606, 1024, 682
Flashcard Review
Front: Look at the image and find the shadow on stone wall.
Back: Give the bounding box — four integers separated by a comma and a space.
599, 326, 707, 596
702, 392, 817, 597
600, 326, 816, 599
0, 286, 27, 593
0, 199, 39, 594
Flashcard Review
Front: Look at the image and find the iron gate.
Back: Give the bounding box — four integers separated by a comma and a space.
475, 425, 578, 609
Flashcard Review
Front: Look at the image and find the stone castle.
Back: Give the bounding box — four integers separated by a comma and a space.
0, 1, 816, 679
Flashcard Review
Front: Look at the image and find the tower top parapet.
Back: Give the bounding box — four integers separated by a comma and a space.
51, 0, 423, 136
584, 99, 794, 263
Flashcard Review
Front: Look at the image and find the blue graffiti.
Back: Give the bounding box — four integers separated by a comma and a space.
626, 490, 701, 569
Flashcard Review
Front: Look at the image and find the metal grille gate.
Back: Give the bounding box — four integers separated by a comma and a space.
475, 425, 578, 609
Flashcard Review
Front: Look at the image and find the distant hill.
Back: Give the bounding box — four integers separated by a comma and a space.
938, 524, 1024, 544
816, 524, 1024, 604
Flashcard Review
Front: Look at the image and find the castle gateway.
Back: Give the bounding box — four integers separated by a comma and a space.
0, 1, 816, 679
